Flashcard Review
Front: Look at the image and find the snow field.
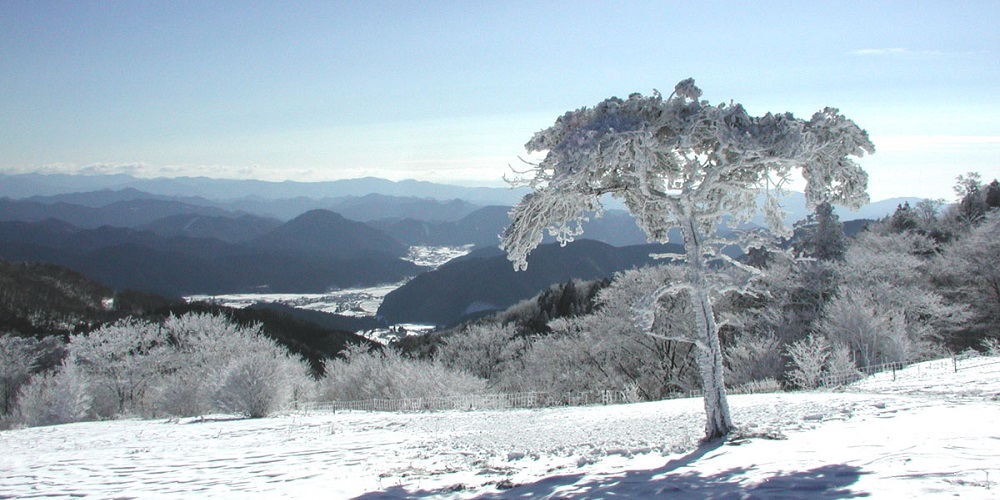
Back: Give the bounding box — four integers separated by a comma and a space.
1, 356, 997, 498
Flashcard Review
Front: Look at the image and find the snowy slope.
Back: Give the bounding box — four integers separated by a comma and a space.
1, 356, 998, 499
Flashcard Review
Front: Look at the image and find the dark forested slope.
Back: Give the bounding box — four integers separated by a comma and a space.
377, 239, 681, 326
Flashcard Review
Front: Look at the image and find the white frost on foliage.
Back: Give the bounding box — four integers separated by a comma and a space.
501, 78, 873, 270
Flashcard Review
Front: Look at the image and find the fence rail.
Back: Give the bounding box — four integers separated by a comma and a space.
821, 352, 1000, 388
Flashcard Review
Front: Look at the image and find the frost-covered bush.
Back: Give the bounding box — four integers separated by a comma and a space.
15, 362, 91, 427
162, 313, 313, 418
151, 313, 252, 417
319, 346, 486, 401
734, 378, 782, 395
499, 330, 597, 394
154, 371, 208, 418
822, 343, 861, 386
982, 337, 1000, 356
785, 334, 830, 390
724, 333, 784, 388
12, 312, 315, 425
213, 349, 304, 418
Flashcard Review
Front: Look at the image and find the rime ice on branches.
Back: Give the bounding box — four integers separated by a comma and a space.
500, 78, 873, 439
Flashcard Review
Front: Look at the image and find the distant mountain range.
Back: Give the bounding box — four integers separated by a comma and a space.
0, 173, 529, 206
2, 172, 923, 223
0, 172, 925, 323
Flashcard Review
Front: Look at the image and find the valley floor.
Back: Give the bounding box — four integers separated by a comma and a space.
1, 357, 998, 499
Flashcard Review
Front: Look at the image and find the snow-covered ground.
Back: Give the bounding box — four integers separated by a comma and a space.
2, 356, 998, 499
403, 245, 475, 268
185, 245, 473, 319
186, 283, 402, 317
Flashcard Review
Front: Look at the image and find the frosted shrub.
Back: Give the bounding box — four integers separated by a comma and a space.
201, 319, 312, 418
981, 337, 1000, 356
823, 343, 861, 386
152, 313, 253, 417
735, 378, 782, 394
147, 312, 314, 418
786, 334, 830, 390
11, 312, 315, 424
15, 363, 90, 427
153, 371, 209, 418
213, 350, 296, 418
724, 333, 784, 388
320, 346, 486, 401
503, 332, 600, 394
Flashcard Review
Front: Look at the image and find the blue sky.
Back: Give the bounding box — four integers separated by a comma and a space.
1, 1, 997, 201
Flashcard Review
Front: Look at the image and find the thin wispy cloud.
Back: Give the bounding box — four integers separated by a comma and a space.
850, 47, 985, 58
851, 48, 912, 56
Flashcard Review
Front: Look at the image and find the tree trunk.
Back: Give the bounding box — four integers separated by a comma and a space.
681, 217, 735, 441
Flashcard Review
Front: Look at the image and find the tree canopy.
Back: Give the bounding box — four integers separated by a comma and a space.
502, 78, 873, 270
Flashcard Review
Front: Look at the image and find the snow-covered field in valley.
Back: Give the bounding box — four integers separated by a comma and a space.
184, 245, 473, 318
2, 356, 998, 499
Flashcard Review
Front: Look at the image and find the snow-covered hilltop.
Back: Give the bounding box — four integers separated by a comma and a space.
2, 355, 997, 498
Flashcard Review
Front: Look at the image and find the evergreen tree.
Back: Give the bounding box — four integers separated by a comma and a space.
793, 201, 847, 261
500, 79, 872, 439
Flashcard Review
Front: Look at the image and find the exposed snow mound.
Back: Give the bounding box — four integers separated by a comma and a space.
1, 356, 998, 498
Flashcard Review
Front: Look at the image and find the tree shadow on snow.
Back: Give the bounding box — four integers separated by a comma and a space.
353, 442, 870, 499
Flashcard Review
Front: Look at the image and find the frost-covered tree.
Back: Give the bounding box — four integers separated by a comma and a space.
834, 231, 965, 358
933, 212, 1000, 348
723, 332, 784, 388
501, 79, 872, 439
793, 202, 847, 261
68, 318, 172, 416
435, 323, 527, 382
158, 312, 312, 418
1, 336, 37, 415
